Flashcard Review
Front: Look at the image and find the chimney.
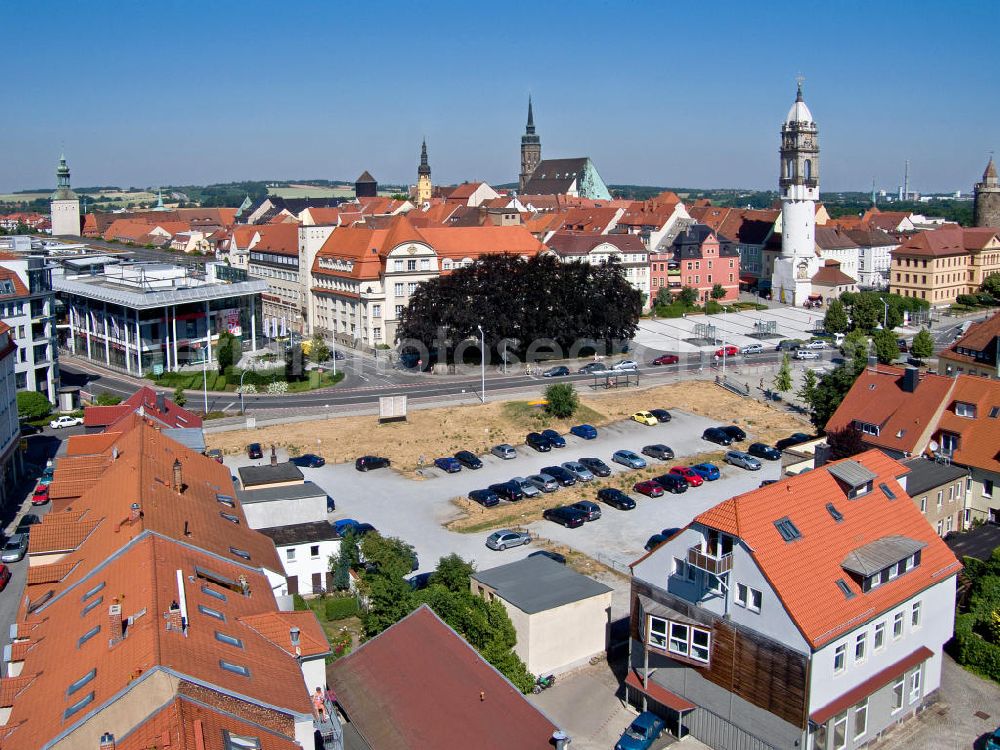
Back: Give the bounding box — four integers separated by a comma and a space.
172, 459, 183, 492
183, 520, 191, 537
166, 600, 184, 632
902, 365, 919, 393
108, 601, 124, 645
156, 391, 166, 412
867, 355, 878, 370
130, 502, 142, 523
99, 733, 116, 750
552, 730, 571, 750
814, 443, 832, 468
290, 627, 300, 648
270, 444, 277, 466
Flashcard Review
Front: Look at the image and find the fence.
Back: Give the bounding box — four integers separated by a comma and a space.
595, 553, 632, 575
681, 704, 779, 750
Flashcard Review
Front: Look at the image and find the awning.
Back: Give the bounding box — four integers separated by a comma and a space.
625, 669, 696, 713
810, 646, 932, 724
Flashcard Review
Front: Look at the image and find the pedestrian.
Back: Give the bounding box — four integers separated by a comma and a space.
745, 382, 750, 395
759, 377, 764, 391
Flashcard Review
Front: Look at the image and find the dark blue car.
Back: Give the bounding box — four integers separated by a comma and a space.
691, 463, 720, 481
570, 424, 598, 440
468, 489, 500, 507
540, 429, 566, 448
615, 711, 666, 750
433, 457, 462, 473
540, 465, 576, 487
291, 453, 326, 468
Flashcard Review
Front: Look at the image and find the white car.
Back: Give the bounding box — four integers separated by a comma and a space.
803, 340, 827, 350
794, 349, 820, 360
740, 344, 764, 355
49, 415, 83, 429
612, 359, 639, 371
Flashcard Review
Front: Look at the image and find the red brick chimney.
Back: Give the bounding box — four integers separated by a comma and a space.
166, 600, 184, 633
108, 601, 124, 645
172, 459, 183, 492
130, 502, 142, 523
100, 733, 116, 750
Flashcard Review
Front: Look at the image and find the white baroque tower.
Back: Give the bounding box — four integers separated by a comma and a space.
771, 82, 820, 306
50, 153, 81, 236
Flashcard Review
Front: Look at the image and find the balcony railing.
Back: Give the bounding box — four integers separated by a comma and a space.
687, 546, 733, 575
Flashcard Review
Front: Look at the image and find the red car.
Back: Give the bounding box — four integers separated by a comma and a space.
0, 564, 9, 591
669, 466, 704, 487
31, 483, 49, 506
634, 480, 665, 498
715, 345, 739, 358
651, 354, 679, 366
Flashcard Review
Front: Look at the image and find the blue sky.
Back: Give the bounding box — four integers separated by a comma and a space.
5, 0, 997, 193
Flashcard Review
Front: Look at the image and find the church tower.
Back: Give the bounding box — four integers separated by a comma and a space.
416, 139, 433, 204
50, 153, 81, 236
771, 81, 820, 306
519, 96, 541, 193
974, 155, 1000, 228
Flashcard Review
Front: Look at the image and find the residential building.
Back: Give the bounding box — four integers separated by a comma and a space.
937, 312, 1000, 378
901, 456, 968, 537
54, 260, 265, 373
0, 253, 58, 402
627, 451, 960, 750
974, 155, 1000, 228
238, 481, 329, 530
617, 192, 691, 251
245, 223, 306, 335
671, 225, 740, 303
812, 259, 858, 301
844, 228, 898, 289
471, 556, 612, 675
889, 226, 1000, 306
545, 231, 650, 307
815, 227, 860, 282
0, 322, 21, 513
83, 385, 203, 450
328, 604, 560, 749
49, 153, 81, 237
687, 205, 780, 288
259, 521, 340, 597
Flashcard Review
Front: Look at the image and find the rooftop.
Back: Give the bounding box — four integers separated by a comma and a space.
257, 521, 339, 546
900, 455, 968, 496
471, 555, 612, 614
237, 462, 304, 488
237, 480, 324, 504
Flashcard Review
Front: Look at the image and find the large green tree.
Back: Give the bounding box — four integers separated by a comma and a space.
849, 293, 880, 332
872, 328, 900, 365
910, 329, 934, 360
808, 351, 868, 430
677, 286, 699, 307
544, 383, 579, 418
773, 354, 793, 394
823, 299, 849, 334
215, 332, 238, 374
797, 368, 818, 407
982, 272, 1000, 298
17, 391, 52, 420
309, 333, 331, 364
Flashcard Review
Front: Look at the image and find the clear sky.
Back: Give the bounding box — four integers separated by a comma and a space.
5, 0, 997, 194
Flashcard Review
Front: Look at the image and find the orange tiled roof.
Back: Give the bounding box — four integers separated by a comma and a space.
239, 610, 330, 658
942, 311, 1000, 354
248, 222, 299, 256
0, 268, 28, 298
812, 259, 856, 286
936, 375, 1000, 473
894, 226, 999, 257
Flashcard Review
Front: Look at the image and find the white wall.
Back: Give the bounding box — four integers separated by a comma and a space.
242, 495, 327, 530
275, 538, 339, 596
524, 593, 612, 675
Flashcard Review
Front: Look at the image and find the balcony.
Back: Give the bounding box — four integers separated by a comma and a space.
687, 545, 732, 575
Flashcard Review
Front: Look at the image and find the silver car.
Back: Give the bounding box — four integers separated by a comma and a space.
526, 473, 559, 492
725, 450, 762, 471
741, 344, 764, 355
794, 349, 820, 360
1, 533, 27, 563
612, 359, 639, 371
486, 529, 532, 551
491, 443, 517, 460
562, 461, 595, 482
612, 450, 647, 469
511, 477, 542, 498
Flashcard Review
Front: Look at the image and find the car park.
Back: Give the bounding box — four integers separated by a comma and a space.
561, 461, 595, 482
290, 453, 326, 468
651, 354, 679, 365
721, 425, 747, 442
631, 411, 658, 426
31, 484, 49, 506
1, 533, 28, 563
511, 477, 541, 498
355, 455, 391, 471
49, 415, 83, 429
715, 345, 739, 358
541, 466, 577, 486
702, 427, 733, 445
775, 432, 812, 450
615, 711, 666, 750
641, 444, 674, 460
468, 489, 500, 507
669, 466, 704, 487
542, 365, 569, 377
725, 450, 762, 470
578, 457, 611, 477
794, 349, 820, 360
649, 408, 672, 423
691, 463, 721, 481
577, 362, 607, 374
454, 450, 483, 469
490, 444, 517, 460
529, 549, 567, 564
597, 488, 636, 510
613, 450, 647, 469
486, 529, 532, 551
740, 343, 764, 355
633, 480, 664, 498
748, 442, 781, 460
433, 457, 462, 473
525, 432, 552, 452
542, 506, 587, 528
540, 429, 566, 448
653, 473, 689, 494
247, 442, 263, 459
488, 481, 525, 502
612, 359, 639, 371
570, 500, 602, 521
526, 474, 559, 493
569, 423, 598, 440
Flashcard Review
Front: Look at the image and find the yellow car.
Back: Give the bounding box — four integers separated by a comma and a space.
631, 411, 658, 426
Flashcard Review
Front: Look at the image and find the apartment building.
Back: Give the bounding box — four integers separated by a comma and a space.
937, 312, 1000, 379
0, 253, 58, 402
0, 322, 21, 513
244, 223, 306, 335
889, 226, 1000, 306
670, 225, 741, 303
545, 231, 650, 308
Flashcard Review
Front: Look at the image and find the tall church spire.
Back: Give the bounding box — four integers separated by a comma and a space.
526, 95, 535, 134
418, 138, 430, 176
416, 138, 432, 203
519, 95, 541, 193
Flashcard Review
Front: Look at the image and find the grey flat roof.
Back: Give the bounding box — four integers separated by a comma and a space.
237, 462, 304, 488
828, 460, 878, 489
237, 480, 323, 504
901, 456, 968, 496
842, 535, 927, 576
471, 556, 612, 614
163, 427, 205, 453
257, 521, 338, 546
53, 274, 266, 310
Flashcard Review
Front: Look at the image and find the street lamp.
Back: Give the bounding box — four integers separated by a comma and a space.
879, 298, 889, 330
201, 346, 209, 415
477, 325, 486, 404
239, 367, 252, 415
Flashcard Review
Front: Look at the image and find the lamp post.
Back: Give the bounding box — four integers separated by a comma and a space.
879, 298, 889, 330
477, 325, 485, 404
239, 368, 251, 415
201, 346, 209, 415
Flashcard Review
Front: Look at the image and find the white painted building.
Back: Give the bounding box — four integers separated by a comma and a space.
0, 255, 58, 403
845, 229, 899, 289
544, 231, 651, 308
258, 521, 340, 597
0, 323, 22, 513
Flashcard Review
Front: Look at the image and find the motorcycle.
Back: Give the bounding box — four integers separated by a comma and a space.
532, 674, 556, 694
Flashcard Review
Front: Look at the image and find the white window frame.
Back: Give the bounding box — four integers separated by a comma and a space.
855, 632, 866, 663
647, 615, 667, 650
673, 557, 688, 579
658, 620, 711, 664
832, 711, 848, 750
749, 588, 762, 613
911, 601, 922, 629
893, 611, 905, 639
735, 582, 748, 607
909, 669, 922, 703
853, 699, 868, 740
874, 621, 885, 651
285, 548, 296, 562
891, 676, 905, 713
834, 643, 846, 673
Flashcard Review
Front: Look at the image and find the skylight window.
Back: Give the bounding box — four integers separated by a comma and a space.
826, 503, 844, 522
215, 631, 244, 648
201, 585, 227, 601
836, 579, 855, 599
989, 406, 999, 419
198, 604, 225, 622
229, 547, 250, 560
224, 731, 262, 750
219, 660, 250, 677
78, 625, 100, 648
880, 482, 897, 500
220, 511, 240, 524
67, 668, 96, 696
81, 596, 104, 617
216, 493, 235, 507
63, 692, 95, 719
81, 581, 105, 602
774, 517, 802, 542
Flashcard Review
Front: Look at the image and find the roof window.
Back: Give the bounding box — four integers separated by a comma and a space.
220, 511, 240, 524
219, 659, 250, 677
81, 595, 104, 617
223, 731, 262, 750
229, 547, 250, 561
774, 517, 802, 542
195, 566, 238, 591
198, 604, 225, 622
215, 631, 244, 649
216, 493, 235, 507
201, 584, 227, 601
67, 668, 96, 696
78, 625, 100, 648
826, 503, 844, 522
81, 581, 105, 602
989, 406, 999, 419
955, 401, 976, 418
64, 692, 95, 719
880, 482, 897, 500
836, 579, 855, 599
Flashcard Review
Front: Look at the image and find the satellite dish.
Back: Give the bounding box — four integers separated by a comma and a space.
929, 440, 939, 453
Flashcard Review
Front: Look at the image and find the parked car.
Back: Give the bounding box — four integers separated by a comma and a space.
529, 549, 567, 564
613, 450, 647, 469
490, 444, 517, 460
542, 365, 570, 377
775, 432, 812, 450
562, 461, 595, 482
468, 489, 500, 507
355, 455, 391, 471
641, 444, 674, 460
542, 506, 587, 528
740, 343, 764, 355
759, 479, 778, 487
326, 495, 336, 512
803, 339, 827, 350
775, 339, 800, 351
615, 712, 666, 750
725, 450, 762, 470
653, 473, 689, 494
291, 453, 326, 468
702, 427, 733, 445
721, 425, 747, 442
0, 563, 9, 591
631, 411, 658, 426
1, 533, 28, 563
540, 429, 566, 448
669, 466, 704, 487
19, 423, 41, 436
612, 359, 639, 371
570, 500, 602, 521
454, 450, 483, 469
651, 354, 679, 365
31, 484, 49, 506
408, 572, 433, 590
331, 519, 360, 537
691, 463, 721, 481
984, 725, 1000, 750
489, 481, 525, 502
49, 415, 83, 429
525, 473, 559, 493
433, 456, 462, 473
577, 362, 607, 374
205, 449, 224, 464
597, 488, 636, 510
570, 423, 598, 440
633, 480, 665, 498
541, 465, 577, 486
511, 476, 541, 498
649, 408, 672, 423
38, 465, 55, 485
715, 345, 739, 358
748, 442, 781, 460
525, 432, 552, 452
578, 457, 611, 477
794, 349, 820, 360
486, 529, 532, 551
355, 523, 378, 537
246, 442, 263, 459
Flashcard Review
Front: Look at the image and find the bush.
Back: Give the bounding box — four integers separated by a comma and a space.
544, 383, 579, 419
324, 596, 360, 621
17, 391, 52, 420
95, 391, 123, 406
955, 612, 1000, 681
292, 594, 308, 611
956, 294, 980, 307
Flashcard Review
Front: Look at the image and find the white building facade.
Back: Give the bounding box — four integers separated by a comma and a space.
0, 255, 58, 403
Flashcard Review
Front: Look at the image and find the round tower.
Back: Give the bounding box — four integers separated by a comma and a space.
974, 155, 1000, 228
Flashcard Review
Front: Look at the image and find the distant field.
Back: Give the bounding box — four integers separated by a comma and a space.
0, 190, 157, 205
268, 185, 354, 199
0, 192, 49, 202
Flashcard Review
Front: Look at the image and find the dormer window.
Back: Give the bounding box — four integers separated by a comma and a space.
842, 536, 925, 592
955, 402, 976, 418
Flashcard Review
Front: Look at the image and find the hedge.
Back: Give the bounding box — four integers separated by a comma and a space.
324, 596, 360, 621
954, 612, 1000, 682
292, 594, 308, 611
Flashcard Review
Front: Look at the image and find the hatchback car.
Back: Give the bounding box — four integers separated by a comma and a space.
641, 444, 674, 460
433, 456, 462, 473
525, 432, 552, 452
541, 466, 577, 486
597, 488, 636, 510
577, 457, 610, 478
247, 442, 263, 459
1, 533, 28, 563
651, 354, 679, 365
633, 480, 665, 498
486, 529, 532, 551
748, 442, 781, 460
490, 444, 517, 460
653, 473, 689, 494
740, 343, 764, 355
49, 415, 83, 429
702, 427, 733, 445
615, 711, 665, 750
542, 365, 570, 377
38, 465, 56, 485
570, 423, 598, 440
715, 345, 739, 358
775, 432, 812, 450
650, 409, 672, 423
468, 488, 500, 507
31, 484, 49, 506
454, 450, 483, 469
794, 349, 820, 360
613, 450, 647, 469
0, 563, 9, 591
570, 500, 602, 521
526, 473, 559, 492
511, 476, 542, 498
577, 362, 607, 374
721, 425, 747, 442
725, 450, 762, 470
691, 463, 721, 481
489, 481, 525, 502
540, 429, 566, 448
669, 466, 704, 487
355, 455, 391, 471
612, 359, 639, 371
631, 411, 658, 426
291, 453, 326, 468
562, 461, 595, 482
543, 506, 587, 528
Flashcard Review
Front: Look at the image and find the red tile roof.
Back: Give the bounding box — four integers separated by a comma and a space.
0, 268, 28, 298
625, 669, 695, 711
811, 259, 856, 286
941, 311, 1000, 354
936, 376, 1000, 473
894, 226, 1000, 257
546, 231, 646, 256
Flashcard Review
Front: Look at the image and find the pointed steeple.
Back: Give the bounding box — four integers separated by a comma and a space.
526, 95, 535, 134
418, 138, 430, 176
53, 152, 77, 200
983, 154, 997, 185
